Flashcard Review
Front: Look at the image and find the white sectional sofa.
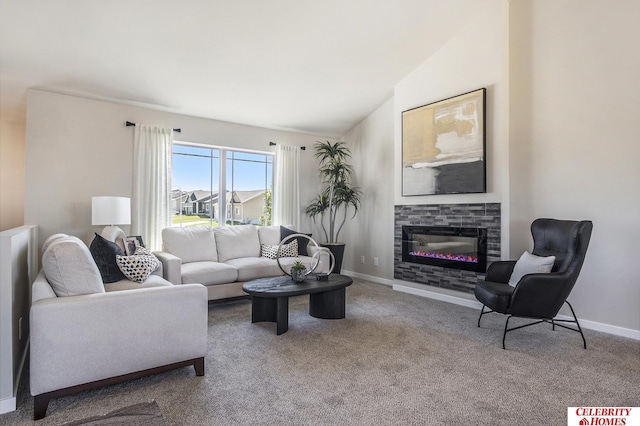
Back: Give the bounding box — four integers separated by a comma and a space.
30, 233, 208, 420
155, 225, 330, 301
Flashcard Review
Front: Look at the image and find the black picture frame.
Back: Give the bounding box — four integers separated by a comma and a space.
401, 88, 486, 196
124, 235, 145, 255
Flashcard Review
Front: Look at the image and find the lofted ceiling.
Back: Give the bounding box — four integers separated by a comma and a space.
0, 0, 486, 136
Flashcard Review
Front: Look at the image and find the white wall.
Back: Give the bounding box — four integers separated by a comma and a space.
347, 0, 639, 333
25, 90, 328, 248
341, 98, 395, 278
0, 109, 25, 232
509, 0, 640, 331
394, 0, 508, 213
340, 0, 508, 283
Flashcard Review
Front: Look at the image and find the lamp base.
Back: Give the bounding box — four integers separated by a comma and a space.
100, 225, 126, 250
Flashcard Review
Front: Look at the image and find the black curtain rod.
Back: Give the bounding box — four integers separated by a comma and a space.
269, 141, 305, 150
126, 121, 181, 133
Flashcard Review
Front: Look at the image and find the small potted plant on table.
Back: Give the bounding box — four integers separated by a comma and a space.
290, 260, 307, 283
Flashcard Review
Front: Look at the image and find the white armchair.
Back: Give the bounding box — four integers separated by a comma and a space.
30, 234, 208, 419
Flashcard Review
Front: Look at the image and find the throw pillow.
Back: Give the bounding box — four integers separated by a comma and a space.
508, 251, 556, 287
280, 226, 312, 256
89, 233, 127, 283
42, 236, 105, 297
261, 240, 299, 259
116, 247, 161, 283
41, 233, 70, 255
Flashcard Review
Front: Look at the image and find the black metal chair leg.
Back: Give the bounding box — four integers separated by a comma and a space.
565, 301, 587, 349
477, 305, 486, 327
502, 315, 512, 349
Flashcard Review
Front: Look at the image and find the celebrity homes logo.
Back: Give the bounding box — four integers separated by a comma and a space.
568, 407, 639, 425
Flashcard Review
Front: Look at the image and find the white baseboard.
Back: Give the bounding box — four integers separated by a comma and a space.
0, 397, 16, 415
343, 272, 640, 342
554, 315, 640, 341
0, 339, 29, 415
393, 283, 482, 310
393, 283, 640, 341
342, 270, 395, 287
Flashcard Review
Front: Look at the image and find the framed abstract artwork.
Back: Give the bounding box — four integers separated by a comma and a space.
402, 88, 486, 196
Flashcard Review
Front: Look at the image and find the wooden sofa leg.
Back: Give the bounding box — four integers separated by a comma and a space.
194, 357, 205, 376
34, 393, 51, 420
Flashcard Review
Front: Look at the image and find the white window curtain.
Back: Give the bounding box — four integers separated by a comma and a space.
273, 144, 300, 229
132, 124, 173, 251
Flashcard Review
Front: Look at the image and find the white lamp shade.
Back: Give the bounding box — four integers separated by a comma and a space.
92, 196, 131, 226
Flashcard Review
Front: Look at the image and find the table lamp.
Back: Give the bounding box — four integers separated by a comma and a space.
91, 196, 131, 244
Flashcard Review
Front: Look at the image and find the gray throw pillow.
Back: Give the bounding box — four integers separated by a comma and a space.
508, 251, 556, 287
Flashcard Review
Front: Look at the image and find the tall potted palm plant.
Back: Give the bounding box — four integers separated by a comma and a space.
305, 141, 361, 273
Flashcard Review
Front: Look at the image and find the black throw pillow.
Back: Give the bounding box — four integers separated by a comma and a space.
89, 233, 127, 283
280, 226, 312, 257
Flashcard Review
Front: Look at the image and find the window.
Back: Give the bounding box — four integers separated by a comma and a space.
172, 143, 273, 228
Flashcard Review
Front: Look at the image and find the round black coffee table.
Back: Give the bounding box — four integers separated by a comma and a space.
242, 274, 353, 335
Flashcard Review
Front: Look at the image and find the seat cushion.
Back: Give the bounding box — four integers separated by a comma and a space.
162, 226, 218, 263
225, 257, 284, 281
104, 274, 174, 292
181, 261, 239, 285
214, 225, 261, 262
474, 280, 513, 313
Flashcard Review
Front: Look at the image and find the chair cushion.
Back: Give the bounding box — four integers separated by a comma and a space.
162, 226, 218, 263
42, 236, 105, 297
181, 261, 238, 285
474, 280, 513, 313
214, 225, 261, 262
508, 251, 556, 287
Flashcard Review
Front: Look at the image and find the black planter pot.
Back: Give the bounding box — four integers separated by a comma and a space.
320, 243, 345, 274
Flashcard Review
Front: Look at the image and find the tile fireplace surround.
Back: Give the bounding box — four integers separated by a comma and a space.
394, 203, 501, 294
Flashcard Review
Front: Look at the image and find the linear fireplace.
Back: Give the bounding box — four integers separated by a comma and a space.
402, 226, 487, 273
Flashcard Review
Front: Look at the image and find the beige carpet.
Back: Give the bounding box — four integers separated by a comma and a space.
63, 401, 164, 425
2, 280, 638, 425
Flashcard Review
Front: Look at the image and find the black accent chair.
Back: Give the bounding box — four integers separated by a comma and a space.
475, 218, 593, 349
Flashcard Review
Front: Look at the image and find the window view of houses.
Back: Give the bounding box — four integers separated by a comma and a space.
172, 144, 273, 227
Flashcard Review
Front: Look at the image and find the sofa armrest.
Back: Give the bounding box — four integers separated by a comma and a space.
154, 251, 182, 284
30, 283, 207, 396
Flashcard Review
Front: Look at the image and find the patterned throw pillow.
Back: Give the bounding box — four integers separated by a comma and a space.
261, 240, 298, 259
116, 247, 161, 283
